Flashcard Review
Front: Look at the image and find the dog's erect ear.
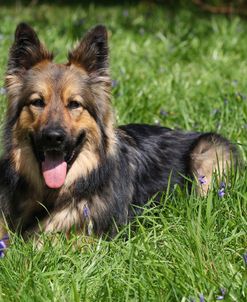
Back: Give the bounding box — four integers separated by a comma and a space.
7, 23, 53, 74
5, 23, 53, 101
68, 25, 108, 75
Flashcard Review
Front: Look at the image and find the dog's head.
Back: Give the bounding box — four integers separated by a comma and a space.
4, 23, 114, 190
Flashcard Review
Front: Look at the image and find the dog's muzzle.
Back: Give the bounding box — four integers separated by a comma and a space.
30, 127, 86, 189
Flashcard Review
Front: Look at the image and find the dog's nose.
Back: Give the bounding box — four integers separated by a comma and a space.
42, 128, 66, 147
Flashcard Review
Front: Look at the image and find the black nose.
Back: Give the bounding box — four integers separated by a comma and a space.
42, 128, 66, 148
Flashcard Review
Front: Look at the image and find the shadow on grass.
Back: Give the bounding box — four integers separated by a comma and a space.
0, 0, 180, 7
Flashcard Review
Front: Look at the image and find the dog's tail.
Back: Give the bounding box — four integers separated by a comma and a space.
190, 133, 240, 196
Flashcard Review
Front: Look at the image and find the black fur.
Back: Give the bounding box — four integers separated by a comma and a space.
0, 24, 239, 241
0, 123, 238, 237
7, 22, 53, 74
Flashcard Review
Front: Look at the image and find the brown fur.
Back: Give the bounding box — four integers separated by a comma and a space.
191, 137, 234, 195
8, 60, 112, 190
0, 24, 239, 245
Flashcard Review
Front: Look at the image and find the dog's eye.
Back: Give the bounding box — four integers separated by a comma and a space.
30, 98, 45, 108
67, 100, 82, 110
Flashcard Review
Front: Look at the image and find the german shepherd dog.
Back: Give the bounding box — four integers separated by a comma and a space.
0, 23, 238, 244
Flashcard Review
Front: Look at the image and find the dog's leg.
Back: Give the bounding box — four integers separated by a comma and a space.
29, 200, 96, 249
190, 134, 238, 196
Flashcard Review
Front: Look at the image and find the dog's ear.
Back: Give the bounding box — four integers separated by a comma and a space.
68, 25, 108, 75
5, 23, 53, 100
7, 23, 53, 73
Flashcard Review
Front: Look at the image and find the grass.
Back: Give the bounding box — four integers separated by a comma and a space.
0, 1, 246, 301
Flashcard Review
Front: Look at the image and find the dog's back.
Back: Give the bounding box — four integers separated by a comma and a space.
0, 24, 239, 241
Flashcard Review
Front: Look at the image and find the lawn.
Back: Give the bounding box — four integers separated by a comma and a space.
0, 1, 246, 301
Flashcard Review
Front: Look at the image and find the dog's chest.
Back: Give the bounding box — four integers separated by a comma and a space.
17, 189, 95, 237
40, 199, 93, 235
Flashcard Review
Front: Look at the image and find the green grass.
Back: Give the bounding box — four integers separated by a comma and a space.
0, 1, 246, 301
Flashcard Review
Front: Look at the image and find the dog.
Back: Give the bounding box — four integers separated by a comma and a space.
0, 23, 238, 244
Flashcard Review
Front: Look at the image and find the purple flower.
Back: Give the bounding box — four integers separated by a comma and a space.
212, 108, 220, 116
218, 188, 225, 198
199, 293, 205, 302
83, 205, 90, 218
0, 87, 6, 95
123, 9, 129, 17
216, 296, 224, 300
139, 28, 145, 35
82, 206, 93, 235
199, 175, 207, 185
216, 288, 226, 300
243, 252, 247, 265
111, 80, 118, 88
0, 239, 7, 258
218, 182, 226, 197
220, 182, 225, 189
74, 18, 85, 26
0, 233, 8, 239
159, 109, 169, 117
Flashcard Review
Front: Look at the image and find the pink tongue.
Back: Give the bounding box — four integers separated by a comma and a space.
42, 153, 67, 189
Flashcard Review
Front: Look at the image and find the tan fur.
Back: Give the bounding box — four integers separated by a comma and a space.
64, 145, 100, 188
5, 74, 23, 101
41, 199, 87, 233
90, 76, 116, 155
1, 24, 239, 242
11, 142, 44, 194
191, 139, 232, 196
90, 194, 108, 220
7, 59, 115, 191
5, 60, 52, 102
37, 194, 108, 235
6, 60, 116, 235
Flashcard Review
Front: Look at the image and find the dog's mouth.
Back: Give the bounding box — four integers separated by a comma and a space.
31, 131, 85, 189
39, 148, 78, 189
41, 150, 69, 189
30, 131, 85, 189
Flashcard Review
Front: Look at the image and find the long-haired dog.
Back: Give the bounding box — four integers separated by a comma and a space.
0, 23, 238, 244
